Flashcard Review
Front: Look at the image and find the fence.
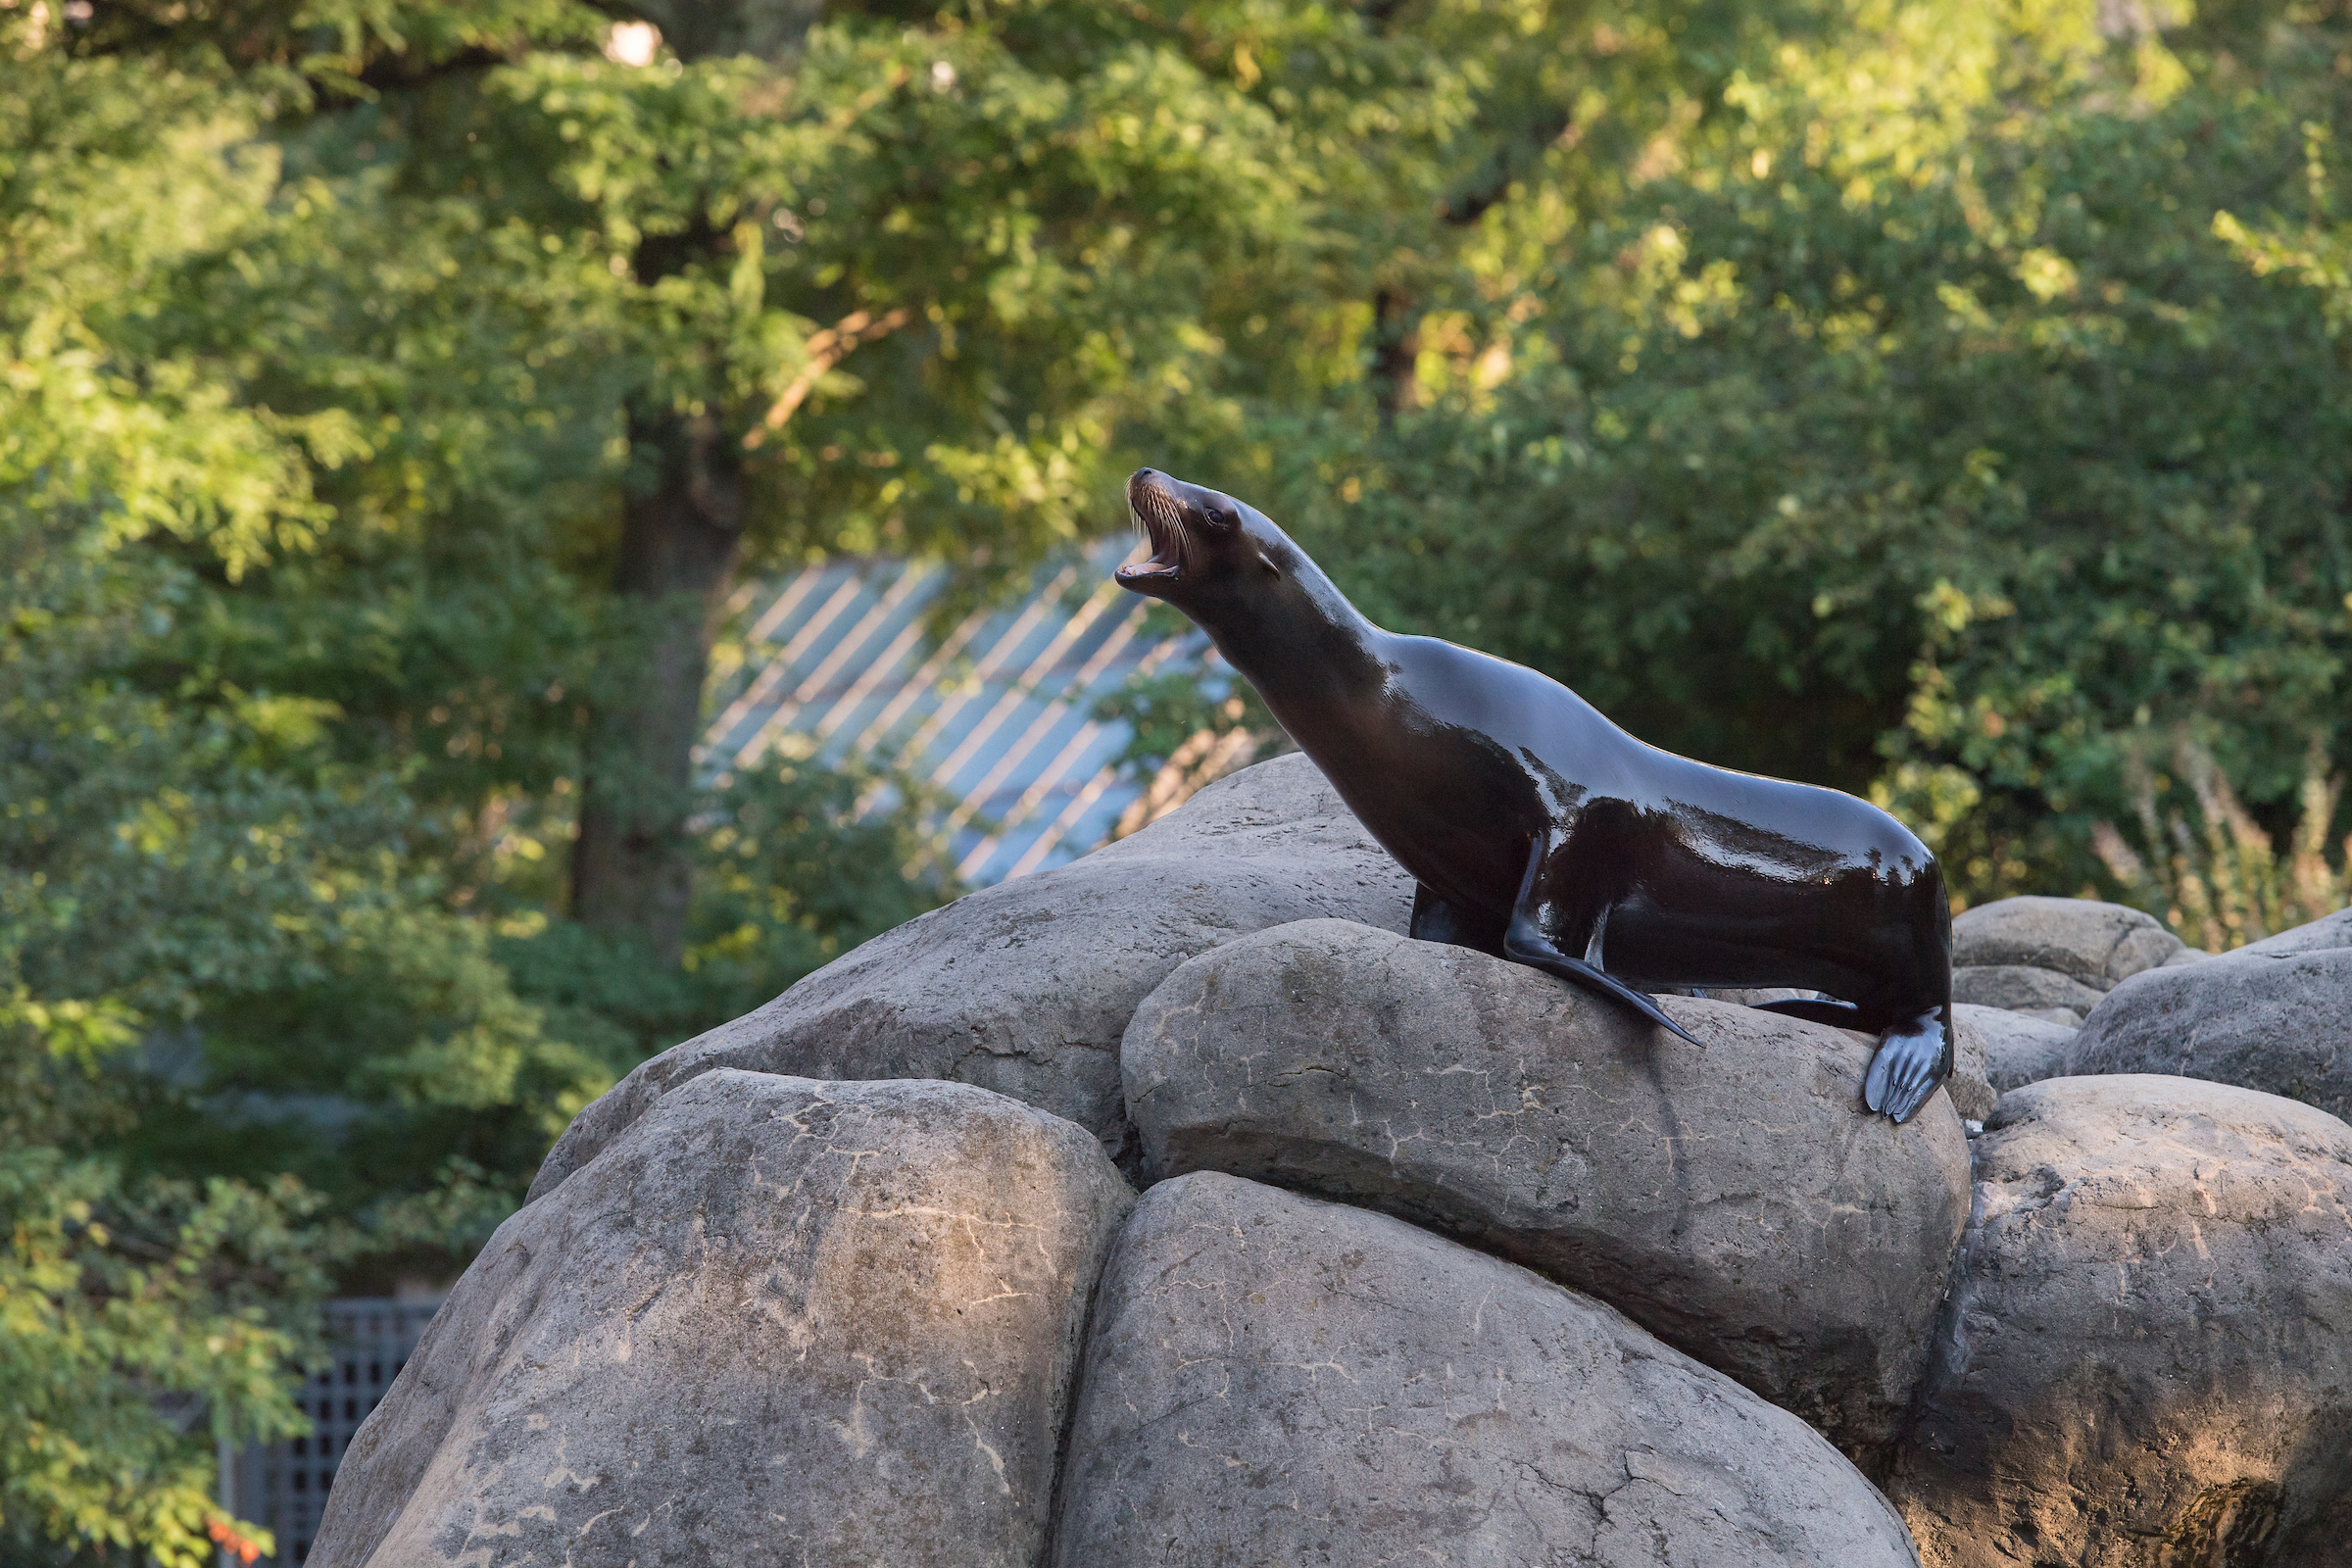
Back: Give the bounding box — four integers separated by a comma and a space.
220, 1297, 444, 1566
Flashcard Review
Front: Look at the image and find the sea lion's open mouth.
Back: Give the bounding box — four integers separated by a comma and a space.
1116, 469, 1188, 589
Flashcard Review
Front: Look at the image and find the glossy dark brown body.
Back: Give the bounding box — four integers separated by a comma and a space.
1115, 468, 1954, 1121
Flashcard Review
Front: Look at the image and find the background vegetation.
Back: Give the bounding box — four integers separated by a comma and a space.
3, 0, 2348, 1557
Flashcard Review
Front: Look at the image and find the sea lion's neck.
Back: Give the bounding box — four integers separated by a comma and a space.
1188, 555, 1390, 737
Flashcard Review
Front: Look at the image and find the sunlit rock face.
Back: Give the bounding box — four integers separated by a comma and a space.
1122, 918, 1971, 1473
1891, 1075, 2352, 1568
1051, 1171, 1924, 1568
1950, 895, 2189, 1026
526, 753, 1412, 1191
308, 1073, 1133, 1568
2068, 944, 2352, 1122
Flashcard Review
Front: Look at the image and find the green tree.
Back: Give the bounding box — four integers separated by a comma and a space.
1246, 0, 2352, 903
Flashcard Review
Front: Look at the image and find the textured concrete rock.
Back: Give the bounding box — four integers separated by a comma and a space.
1944, 1014, 1997, 1122
1892, 1076, 2352, 1568
312, 1073, 1133, 1568
2065, 947, 2352, 1121
1950, 1003, 2076, 1095
1054, 1172, 1920, 1567
1123, 920, 1970, 1467
2236, 905, 2352, 958
528, 754, 1412, 1195
1951, 895, 2185, 986
1949, 963, 2105, 1023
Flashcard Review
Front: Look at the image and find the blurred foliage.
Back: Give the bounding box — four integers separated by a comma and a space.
2093, 733, 2351, 951
6, 0, 2352, 1557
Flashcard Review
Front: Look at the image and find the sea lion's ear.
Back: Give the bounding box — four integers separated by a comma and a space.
1257, 550, 1281, 576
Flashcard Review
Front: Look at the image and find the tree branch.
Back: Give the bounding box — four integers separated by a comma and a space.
742, 307, 916, 450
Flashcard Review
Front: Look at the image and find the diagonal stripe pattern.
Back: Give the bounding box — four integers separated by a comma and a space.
699, 538, 1206, 885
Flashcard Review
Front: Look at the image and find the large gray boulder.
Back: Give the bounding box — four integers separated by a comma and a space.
1891, 1076, 2352, 1568
312, 1073, 1134, 1568
2236, 905, 2352, 958
1950, 1002, 2076, 1094
1122, 919, 1971, 1468
1950, 896, 2189, 1026
1053, 1171, 1922, 1567
2065, 947, 2352, 1120
1952, 894, 2186, 983
528, 754, 1411, 1195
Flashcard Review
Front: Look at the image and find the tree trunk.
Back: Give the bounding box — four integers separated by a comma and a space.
570, 410, 745, 964
1371, 286, 1419, 420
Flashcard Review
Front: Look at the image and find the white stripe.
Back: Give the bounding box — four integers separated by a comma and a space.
729, 566, 935, 763
924, 582, 1118, 790
708, 574, 866, 744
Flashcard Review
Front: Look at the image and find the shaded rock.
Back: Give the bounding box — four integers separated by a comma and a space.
2065, 947, 2352, 1121
1053, 1171, 1921, 1568
312, 1073, 1133, 1568
2237, 905, 2352, 958
1950, 895, 2184, 986
528, 753, 1412, 1197
1891, 1076, 2352, 1568
1950, 1003, 2075, 1095
1949, 963, 2104, 1023
1122, 919, 1970, 1467
1943, 1014, 1997, 1122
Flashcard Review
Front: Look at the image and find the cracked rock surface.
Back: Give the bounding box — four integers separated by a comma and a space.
526, 753, 1411, 1194
309, 1073, 1133, 1568
1890, 1075, 2352, 1568
1121, 920, 1970, 1470
2066, 945, 2352, 1121
1050, 1170, 1922, 1568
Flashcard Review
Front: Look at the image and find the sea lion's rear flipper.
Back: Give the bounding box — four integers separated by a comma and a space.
1863, 1009, 1951, 1123
1409, 884, 1509, 956
1751, 996, 1864, 1027
1512, 945, 1706, 1048
1499, 830, 1704, 1048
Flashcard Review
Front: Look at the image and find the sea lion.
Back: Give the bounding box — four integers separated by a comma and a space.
1114, 467, 1954, 1122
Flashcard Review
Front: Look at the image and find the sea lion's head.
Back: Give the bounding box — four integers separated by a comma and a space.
1115, 468, 1287, 605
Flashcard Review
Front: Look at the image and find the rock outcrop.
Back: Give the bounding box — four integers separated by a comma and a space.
320, 748, 2352, 1565
2236, 906, 2352, 958
311, 1073, 1133, 1568
1950, 1002, 2075, 1094
526, 754, 1411, 1193
1122, 919, 1970, 1467
1052, 1171, 1923, 1568
1892, 1076, 2352, 1568
1950, 896, 2187, 1025
2065, 945, 2352, 1121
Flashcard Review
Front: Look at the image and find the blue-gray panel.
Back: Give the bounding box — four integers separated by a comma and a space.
704, 539, 1193, 885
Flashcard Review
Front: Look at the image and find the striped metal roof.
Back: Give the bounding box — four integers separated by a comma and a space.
701, 537, 1208, 886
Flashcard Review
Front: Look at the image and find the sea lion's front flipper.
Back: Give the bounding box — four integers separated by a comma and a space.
1500, 832, 1702, 1047
1863, 1009, 1951, 1123
1409, 884, 1509, 956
